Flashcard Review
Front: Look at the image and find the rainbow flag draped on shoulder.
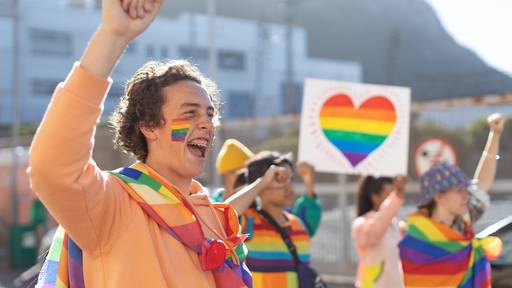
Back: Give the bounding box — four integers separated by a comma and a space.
398, 212, 493, 288
37, 163, 252, 288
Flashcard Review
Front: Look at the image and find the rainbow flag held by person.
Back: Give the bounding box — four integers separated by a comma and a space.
399, 212, 495, 288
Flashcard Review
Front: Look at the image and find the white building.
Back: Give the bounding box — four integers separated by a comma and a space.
0, 0, 361, 124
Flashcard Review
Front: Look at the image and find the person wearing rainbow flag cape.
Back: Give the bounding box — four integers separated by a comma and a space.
399, 114, 505, 288
226, 151, 324, 288
27, 0, 251, 287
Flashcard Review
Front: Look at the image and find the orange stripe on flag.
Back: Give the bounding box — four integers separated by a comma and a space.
319, 107, 396, 122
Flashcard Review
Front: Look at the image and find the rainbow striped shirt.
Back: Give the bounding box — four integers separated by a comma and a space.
243, 208, 311, 288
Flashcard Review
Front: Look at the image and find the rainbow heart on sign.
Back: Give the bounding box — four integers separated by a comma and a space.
319, 94, 397, 167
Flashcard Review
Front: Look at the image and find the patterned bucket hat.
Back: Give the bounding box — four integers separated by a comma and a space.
419, 162, 470, 206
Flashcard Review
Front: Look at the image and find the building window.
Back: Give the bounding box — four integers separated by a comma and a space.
179, 45, 208, 61
70, 0, 87, 8
228, 91, 253, 118
219, 50, 245, 70
31, 79, 60, 97
161, 46, 169, 58
0, 1, 11, 15
280, 82, 303, 114
146, 44, 155, 58
31, 29, 72, 56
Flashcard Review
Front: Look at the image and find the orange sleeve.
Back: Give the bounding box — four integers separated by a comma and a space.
28, 63, 134, 253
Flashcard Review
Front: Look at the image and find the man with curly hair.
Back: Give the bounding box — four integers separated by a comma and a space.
28, 0, 251, 287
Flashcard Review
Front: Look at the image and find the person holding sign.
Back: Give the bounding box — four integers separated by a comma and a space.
398, 113, 505, 287
227, 153, 323, 237
226, 152, 325, 287
352, 175, 408, 288
28, 0, 251, 287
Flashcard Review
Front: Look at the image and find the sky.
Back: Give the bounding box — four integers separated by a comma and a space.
427, 0, 512, 76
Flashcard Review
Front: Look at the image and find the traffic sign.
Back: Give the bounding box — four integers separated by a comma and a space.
414, 137, 457, 177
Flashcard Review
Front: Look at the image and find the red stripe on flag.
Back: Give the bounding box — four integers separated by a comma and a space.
402, 258, 469, 275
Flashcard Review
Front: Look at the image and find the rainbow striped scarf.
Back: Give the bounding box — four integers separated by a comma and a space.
37, 163, 252, 288
36, 226, 84, 288
399, 212, 491, 288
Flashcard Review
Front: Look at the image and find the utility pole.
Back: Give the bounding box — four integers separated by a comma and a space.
253, 20, 268, 118
188, 13, 197, 48
10, 0, 21, 225
206, 0, 221, 188
387, 28, 400, 84
285, 0, 295, 114
207, 0, 218, 83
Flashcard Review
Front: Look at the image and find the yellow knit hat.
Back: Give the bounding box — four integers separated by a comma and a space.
216, 139, 254, 174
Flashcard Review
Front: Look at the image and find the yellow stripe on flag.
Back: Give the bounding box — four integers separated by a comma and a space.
319, 117, 395, 136
129, 183, 174, 205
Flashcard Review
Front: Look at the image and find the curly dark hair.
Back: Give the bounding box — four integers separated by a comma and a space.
110, 59, 220, 162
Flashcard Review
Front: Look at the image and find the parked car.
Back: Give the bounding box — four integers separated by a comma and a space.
477, 215, 512, 288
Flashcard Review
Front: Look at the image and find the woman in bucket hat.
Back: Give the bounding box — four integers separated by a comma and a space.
398, 114, 505, 288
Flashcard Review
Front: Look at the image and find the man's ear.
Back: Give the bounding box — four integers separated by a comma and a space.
140, 124, 158, 141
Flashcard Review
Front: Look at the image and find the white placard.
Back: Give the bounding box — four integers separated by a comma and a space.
298, 78, 411, 176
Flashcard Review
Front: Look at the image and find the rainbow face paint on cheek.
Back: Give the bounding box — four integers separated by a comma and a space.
170, 118, 191, 142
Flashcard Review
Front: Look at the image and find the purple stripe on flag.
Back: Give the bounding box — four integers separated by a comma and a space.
68, 254, 85, 288
400, 245, 470, 264
246, 258, 295, 271
473, 257, 491, 287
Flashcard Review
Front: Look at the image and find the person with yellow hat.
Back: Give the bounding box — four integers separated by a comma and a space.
227, 151, 323, 237
213, 139, 254, 202
225, 151, 326, 287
